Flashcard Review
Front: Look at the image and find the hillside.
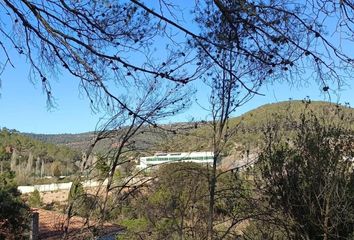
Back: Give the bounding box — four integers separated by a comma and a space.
24, 132, 96, 150
1, 100, 350, 178
25, 100, 354, 154
0, 129, 81, 184
147, 100, 354, 153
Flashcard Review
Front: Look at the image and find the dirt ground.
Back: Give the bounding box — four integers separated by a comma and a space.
40, 190, 70, 204
38, 187, 106, 204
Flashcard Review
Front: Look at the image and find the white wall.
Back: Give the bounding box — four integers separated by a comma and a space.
18, 179, 108, 194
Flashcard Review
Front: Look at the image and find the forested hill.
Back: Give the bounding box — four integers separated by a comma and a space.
0, 129, 81, 184
0, 129, 81, 159
24, 100, 354, 153
25, 132, 95, 150
152, 100, 354, 153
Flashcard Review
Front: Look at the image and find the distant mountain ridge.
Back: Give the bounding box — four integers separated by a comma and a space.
24, 100, 354, 152
1, 100, 350, 179
24, 132, 96, 150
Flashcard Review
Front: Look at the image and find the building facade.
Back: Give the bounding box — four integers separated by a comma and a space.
137, 152, 214, 169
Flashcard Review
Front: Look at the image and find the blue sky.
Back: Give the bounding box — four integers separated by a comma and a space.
0, 62, 100, 134
1, 60, 352, 134
0, 2, 353, 134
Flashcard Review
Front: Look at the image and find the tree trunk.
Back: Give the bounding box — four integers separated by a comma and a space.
27, 152, 33, 173
180, 214, 184, 240
323, 198, 330, 240
10, 149, 18, 171
207, 156, 217, 240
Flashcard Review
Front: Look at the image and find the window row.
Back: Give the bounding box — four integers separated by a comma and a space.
145, 156, 214, 162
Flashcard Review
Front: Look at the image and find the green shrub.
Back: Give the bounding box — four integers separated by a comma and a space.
0, 172, 30, 239
28, 189, 42, 207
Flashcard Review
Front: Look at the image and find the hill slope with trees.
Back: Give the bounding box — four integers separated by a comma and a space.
0, 129, 81, 185
25, 100, 354, 155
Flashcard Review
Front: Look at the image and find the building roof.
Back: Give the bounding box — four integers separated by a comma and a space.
33, 209, 121, 240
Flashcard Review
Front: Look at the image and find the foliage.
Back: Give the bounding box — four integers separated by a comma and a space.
0, 128, 81, 184
1, 1, 352, 116
154, 101, 354, 155
117, 218, 149, 240
93, 154, 111, 181
16, 101, 354, 157
242, 220, 288, 240
68, 180, 84, 202
117, 162, 209, 239
28, 189, 42, 208
117, 162, 255, 239
51, 162, 62, 178
1, 1, 354, 239
67, 180, 98, 218
257, 112, 354, 239
0, 171, 30, 239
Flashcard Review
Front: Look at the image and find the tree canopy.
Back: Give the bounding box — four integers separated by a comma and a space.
257, 112, 354, 239
0, 0, 353, 118
1, 1, 354, 239
0, 171, 30, 239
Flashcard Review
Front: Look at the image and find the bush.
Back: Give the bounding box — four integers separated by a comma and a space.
67, 180, 98, 218
0, 171, 30, 239
117, 218, 149, 240
258, 113, 354, 239
28, 189, 42, 208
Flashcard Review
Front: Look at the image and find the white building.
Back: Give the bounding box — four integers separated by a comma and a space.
137, 152, 214, 169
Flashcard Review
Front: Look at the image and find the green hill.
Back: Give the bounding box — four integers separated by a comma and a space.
24, 132, 95, 150
152, 100, 354, 153
0, 128, 81, 184
1, 100, 351, 179
23, 100, 354, 155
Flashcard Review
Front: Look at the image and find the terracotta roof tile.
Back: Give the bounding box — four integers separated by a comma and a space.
32, 209, 122, 240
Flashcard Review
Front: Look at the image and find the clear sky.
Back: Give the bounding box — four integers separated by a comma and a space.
1, 58, 352, 134
0, 60, 101, 134
0, 2, 353, 134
